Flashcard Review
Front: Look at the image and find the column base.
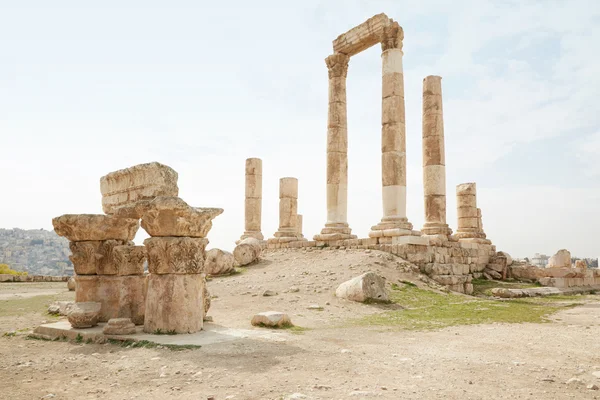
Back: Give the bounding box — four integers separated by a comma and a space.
313, 222, 357, 241
239, 231, 264, 241
453, 231, 487, 240
369, 217, 417, 238
421, 223, 453, 236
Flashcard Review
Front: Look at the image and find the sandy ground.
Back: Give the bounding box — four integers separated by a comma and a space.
1, 249, 600, 400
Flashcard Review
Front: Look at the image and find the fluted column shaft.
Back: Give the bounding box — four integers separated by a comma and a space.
240, 158, 263, 241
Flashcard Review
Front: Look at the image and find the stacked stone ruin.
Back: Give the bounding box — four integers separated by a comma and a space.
241, 14, 503, 295
53, 162, 222, 333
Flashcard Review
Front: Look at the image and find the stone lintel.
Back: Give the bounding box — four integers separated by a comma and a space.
332, 13, 392, 56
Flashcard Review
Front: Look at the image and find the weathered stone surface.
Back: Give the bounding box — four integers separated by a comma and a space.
332, 13, 393, 56
335, 272, 389, 303
204, 248, 235, 276
140, 196, 223, 238
509, 264, 544, 281
101, 162, 179, 215
0, 274, 13, 282
48, 301, 73, 316
203, 280, 211, 316
67, 277, 76, 291
75, 275, 146, 324
242, 158, 263, 241
102, 318, 137, 335
144, 237, 208, 274
53, 215, 139, 242
498, 251, 513, 266
251, 311, 292, 328
144, 274, 204, 334
548, 249, 571, 268
69, 240, 129, 275
233, 237, 262, 266
109, 245, 146, 275
67, 302, 101, 328
575, 259, 588, 269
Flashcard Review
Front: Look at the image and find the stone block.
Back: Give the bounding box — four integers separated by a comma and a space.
332, 13, 392, 56
53, 215, 139, 242
101, 162, 179, 214
335, 272, 389, 303
382, 72, 404, 99
144, 274, 204, 334
382, 95, 405, 125
100, 245, 146, 276
392, 236, 429, 246
140, 196, 223, 238
0, 274, 14, 282
67, 302, 101, 329
144, 237, 208, 274
103, 318, 137, 335
456, 183, 476, 196
422, 136, 445, 167
75, 275, 146, 324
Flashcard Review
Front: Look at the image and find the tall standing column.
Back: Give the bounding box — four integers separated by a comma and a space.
240, 158, 263, 241
274, 177, 302, 239
315, 53, 356, 241
370, 22, 415, 238
455, 183, 487, 240
421, 76, 452, 236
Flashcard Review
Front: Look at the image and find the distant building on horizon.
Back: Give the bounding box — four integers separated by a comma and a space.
531, 253, 549, 268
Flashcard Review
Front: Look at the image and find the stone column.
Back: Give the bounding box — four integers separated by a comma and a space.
274, 177, 302, 239
297, 214, 304, 238
370, 22, 415, 239
240, 158, 263, 241
421, 76, 452, 236
455, 183, 487, 240
314, 53, 356, 242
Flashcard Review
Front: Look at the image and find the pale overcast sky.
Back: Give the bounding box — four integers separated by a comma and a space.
1, 1, 598, 259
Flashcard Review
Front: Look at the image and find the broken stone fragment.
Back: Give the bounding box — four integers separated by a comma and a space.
203, 280, 211, 316
144, 237, 208, 274
67, 277, 76, 291
52, 214, 139, 242
102, 318, 137, 335
204, 248, 235, 276
67, 302, 101, 329
140, 196, 223, 238
547, 249, 571, 268
251, 311, 292, 328
101, 162, 179, 215
335, 272, 389, 303
233, 237, 262, 266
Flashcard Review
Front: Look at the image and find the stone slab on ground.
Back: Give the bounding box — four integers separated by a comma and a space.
32, 320, 287, 346
491, 285, 600, 298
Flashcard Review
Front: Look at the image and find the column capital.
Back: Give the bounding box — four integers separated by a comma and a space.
325, 53, 350, 79
381, 21, 404, 52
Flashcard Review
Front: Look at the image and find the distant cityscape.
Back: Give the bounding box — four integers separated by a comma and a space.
0, 228, 73, 276
525, 253, 598, 268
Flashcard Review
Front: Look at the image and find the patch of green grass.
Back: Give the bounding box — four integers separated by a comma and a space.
75, 333, 83, 343
0, 292, 74, 317
357, 285, 574, 331
107, 339, 201, 351
152, 329, 178, 335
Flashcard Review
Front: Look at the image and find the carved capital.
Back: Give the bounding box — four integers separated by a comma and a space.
381, 21, 404, 51
325, 53, 350, 79
144, 237, 208, 274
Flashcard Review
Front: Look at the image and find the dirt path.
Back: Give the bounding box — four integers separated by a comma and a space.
1, 250, 600, 399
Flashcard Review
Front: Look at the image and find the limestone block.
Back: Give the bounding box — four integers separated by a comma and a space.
69, 240, 129, 275
67, 302, 101, 329
456, 183, 476, 196
110, 200, 152, 219
424, 195, 446, 223
75, 275, 146, 324
382, 72, 404, 98
144, 237, 207, 275
547, 249, 571, 268
140, 196, 223, 238
422, 112, 444, 139
204, 248, 235, 276
0, 274, 13, 282
382, 95, 405, 125
381, 152, 406, 187
103, 318, 137, 335
144, 274, 204, 334
457, 195, 477, 208
245, 174, 262, 199
278, 198, 298, 229
332, 13, 392, 56
328, 76, 347, 103
100, 162, 179, 214
108, 245, 146, 276
457, 207, 478, 218
245, 158, 262, 175
422, 135, 445, 166
327, 101, 347, 128
251, 311, 292, 328
48, 301, 74, 316
327, 126, 349, 153
67, 277, 76, 291
575, 259, 588, 269
327, 152, 348, 184
244, 198, 262, 232
381, 123, 405, 153
423, 165, 446, 196
498, 251, 513, 266
458, 217, 479, 229
335, 272, 389, 303
382, 48, 403, 74
53, 214, 139, 242
233, 237, 262, 266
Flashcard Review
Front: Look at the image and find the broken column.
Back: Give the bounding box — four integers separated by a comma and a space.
273, 178, 304, 241
369, 22, 417, 240
455, 183, 487, 241
421, 76, 451, 236
314, 53, 356, 242
141, 196, 223, 334
296, 214, 304, 238
240, 158, 263, 241
52, 214, 146, 324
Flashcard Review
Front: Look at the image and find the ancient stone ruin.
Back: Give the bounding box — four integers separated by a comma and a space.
53, 162, 222, 333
